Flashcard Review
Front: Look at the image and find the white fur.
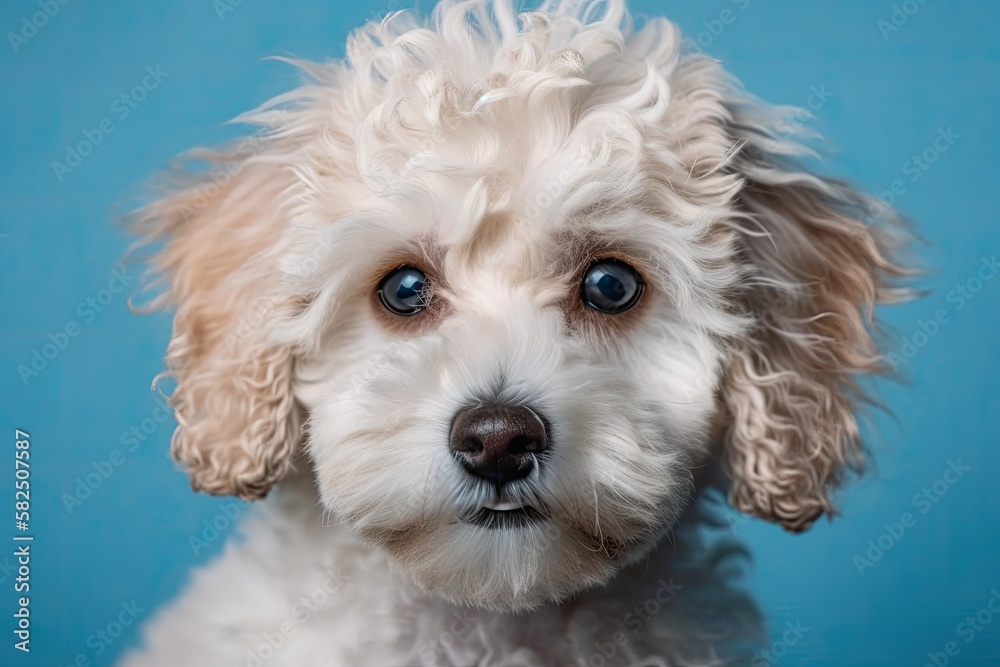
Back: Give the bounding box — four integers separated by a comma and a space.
123, 0, 910, 664
121, 474, 761, 666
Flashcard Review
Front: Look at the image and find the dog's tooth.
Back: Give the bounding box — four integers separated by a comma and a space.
484, 501, 522, 511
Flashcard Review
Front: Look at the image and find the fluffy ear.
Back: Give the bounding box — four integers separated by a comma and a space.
131, 148, 301, 501
719, 105, 912, 532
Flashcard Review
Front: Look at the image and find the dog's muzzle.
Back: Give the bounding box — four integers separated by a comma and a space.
449, 403, 551, 529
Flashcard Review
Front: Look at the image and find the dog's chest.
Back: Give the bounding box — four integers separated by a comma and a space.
123, 489, 749, 667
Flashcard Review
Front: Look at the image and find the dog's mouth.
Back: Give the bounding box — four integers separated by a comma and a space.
464, 501, 545, 529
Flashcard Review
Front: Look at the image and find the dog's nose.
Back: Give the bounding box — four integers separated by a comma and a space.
450, 405, 548, 489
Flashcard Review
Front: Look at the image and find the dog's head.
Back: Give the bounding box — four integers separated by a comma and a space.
134, 1, 909, 611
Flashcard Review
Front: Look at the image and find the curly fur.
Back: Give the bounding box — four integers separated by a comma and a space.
124, 1, 912, 664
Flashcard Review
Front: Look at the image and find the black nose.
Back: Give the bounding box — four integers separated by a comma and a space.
450, 404, 548, 490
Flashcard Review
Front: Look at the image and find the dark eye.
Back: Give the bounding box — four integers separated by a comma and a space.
581, 259, 644, 313
377, 266, 429, 315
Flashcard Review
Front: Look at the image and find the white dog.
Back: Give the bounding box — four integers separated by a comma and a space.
122, 1, 911, 664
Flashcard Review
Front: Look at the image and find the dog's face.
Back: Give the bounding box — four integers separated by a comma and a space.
135, 1, 908, 611
294, 189, 735, 609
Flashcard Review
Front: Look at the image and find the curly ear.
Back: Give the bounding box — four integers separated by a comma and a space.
720, 106, 912, 532
131, 149, 301, 501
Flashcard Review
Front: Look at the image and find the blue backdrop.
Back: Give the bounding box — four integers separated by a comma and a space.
1, 1, 997, 665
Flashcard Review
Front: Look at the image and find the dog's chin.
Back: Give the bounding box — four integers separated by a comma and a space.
356, 503, 663, 613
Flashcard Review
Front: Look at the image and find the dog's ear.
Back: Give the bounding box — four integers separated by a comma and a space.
718, 104, 912, 532
131, 149, 301, 501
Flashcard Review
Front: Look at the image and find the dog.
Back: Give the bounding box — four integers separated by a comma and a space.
121, 1, 912, 664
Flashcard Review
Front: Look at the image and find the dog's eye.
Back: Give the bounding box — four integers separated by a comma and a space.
581, 259, 644, 314
377, 266, 429, 315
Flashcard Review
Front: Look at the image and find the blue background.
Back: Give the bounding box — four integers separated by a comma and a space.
1, 1, 998, 665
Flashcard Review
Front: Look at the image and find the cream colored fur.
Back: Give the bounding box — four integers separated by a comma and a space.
123, 1, 911, 664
